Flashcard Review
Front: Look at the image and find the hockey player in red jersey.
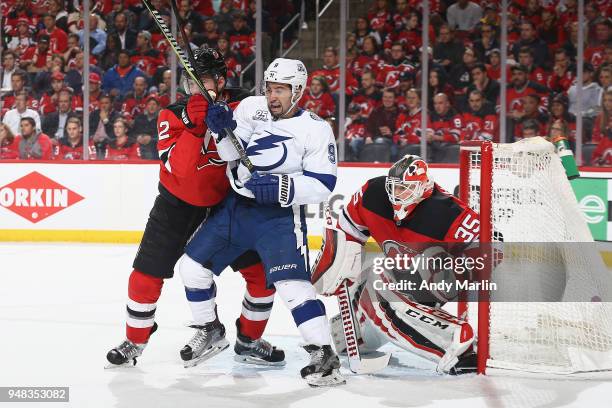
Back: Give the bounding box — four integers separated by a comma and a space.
106, 47, 283, 368
312, 155, 479, 375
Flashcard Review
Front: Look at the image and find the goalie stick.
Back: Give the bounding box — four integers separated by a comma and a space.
142, 0, 254, 172
321, 203, 391, 374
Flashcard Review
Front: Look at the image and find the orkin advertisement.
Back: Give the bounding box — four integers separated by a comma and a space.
0, 162, 610, 242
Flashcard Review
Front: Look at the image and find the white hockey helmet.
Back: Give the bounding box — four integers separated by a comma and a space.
263, 58, 308, 115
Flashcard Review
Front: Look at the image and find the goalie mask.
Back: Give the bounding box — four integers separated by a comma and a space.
385, 155, 434, 222
182, 46, 227, 97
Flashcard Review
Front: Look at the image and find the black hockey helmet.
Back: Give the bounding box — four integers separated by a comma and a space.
192, 46, 227, 79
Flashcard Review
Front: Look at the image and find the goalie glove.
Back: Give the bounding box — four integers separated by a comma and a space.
311, 226, 363, 296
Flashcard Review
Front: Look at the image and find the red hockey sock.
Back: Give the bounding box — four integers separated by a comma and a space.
238, 263, 275, 340
126, 269, 164, 344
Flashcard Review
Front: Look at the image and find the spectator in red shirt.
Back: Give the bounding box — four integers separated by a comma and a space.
228, 11, 254, 61
6, 18, 35, 55
351, 36, 384, 79
39, 71, 68, 115
73, 72, 104, 113
21, 34, 52, 73
15, 116, 53, 160
310, 46, 359, 96
461, 89, 498, 142
593, 90, 612, 143
131, 30, 165, 77
591, 130, 612, 166
548, 48, 576, 94
376, 42, 415, 89
366, 88, 399, 158
506, 65, 548, 113
0, 123, 19, 160
518, 46, 548, 88
299, 76, 336, 119
394, 88, 431, 146
121, 76, 149, 122
40, 13, 68, 54
512, 94, 549, 141
351, 70, 382, 118
431, 93, 463, 144
54, 117, 95, 160
345, 102, 368, 160
105, 118, 140, 160
586, 21, 611, 69
217, 34, 243, 88
486, 48, 502, 81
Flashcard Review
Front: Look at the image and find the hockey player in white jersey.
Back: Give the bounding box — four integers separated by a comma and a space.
176, 58, 345, 387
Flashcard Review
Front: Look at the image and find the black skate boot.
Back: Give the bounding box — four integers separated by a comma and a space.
180, 320, 229, 368
233, 319, 286, 366
106, 322, 158, 368
300, 345, 346, 387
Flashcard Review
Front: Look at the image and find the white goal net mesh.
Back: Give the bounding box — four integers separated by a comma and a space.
464, 137, 612, 375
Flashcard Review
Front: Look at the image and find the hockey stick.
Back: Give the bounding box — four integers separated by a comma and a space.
142, 0, 254, 172
321, 203, 391, 374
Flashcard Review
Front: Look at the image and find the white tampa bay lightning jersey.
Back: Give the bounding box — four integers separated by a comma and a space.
215, 95, 337, 206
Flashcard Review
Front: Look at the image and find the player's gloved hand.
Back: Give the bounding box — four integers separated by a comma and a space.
182, 94, 209, 136
206, 102, 237, 141
245, 172, 294, 206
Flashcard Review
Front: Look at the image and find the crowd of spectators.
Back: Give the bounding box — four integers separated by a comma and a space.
0, 0, 298, 161
0, 0, 611, 166
303, 0, 611, 166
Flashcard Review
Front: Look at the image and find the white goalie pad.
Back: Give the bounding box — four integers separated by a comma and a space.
311, 226, 363, 296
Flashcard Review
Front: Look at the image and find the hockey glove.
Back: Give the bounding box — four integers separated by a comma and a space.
182, 94, 209, 136
245, 172, 294, 206
206, 102, 237, 141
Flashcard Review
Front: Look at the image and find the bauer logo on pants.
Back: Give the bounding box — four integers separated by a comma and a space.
0, 171, 84, 223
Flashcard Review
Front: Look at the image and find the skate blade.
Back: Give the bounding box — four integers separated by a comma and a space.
233, 354, 287, 367
104, 359, 137, 369
183, 339, 230, 368
305, 369, 346, 388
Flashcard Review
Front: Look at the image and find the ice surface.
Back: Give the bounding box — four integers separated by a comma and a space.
0, 243, 611, 408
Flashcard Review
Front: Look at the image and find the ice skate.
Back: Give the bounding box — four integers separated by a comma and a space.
448, 351, 478, 375
233, 319, 286, 366
105, 322, 157, 368
300, 345, 346, 387
180, 320, 229, 368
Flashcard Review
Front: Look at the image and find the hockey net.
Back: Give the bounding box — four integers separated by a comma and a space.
458, 137, 612, 376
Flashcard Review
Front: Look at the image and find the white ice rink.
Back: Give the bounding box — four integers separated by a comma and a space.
1, 243, 611, 408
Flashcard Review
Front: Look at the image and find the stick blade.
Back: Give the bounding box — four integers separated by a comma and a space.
348, 351, 391, 374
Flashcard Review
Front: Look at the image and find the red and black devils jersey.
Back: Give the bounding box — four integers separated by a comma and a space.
156, 88, 248, 207
338, 176, 480, 247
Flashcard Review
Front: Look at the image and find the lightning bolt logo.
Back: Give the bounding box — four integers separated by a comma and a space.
246, 132, 292, 171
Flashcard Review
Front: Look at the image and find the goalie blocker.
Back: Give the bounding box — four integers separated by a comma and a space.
312, 155, 480, 375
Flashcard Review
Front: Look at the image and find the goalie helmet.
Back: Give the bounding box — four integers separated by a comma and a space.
385, 155, 434, 222
263, 58, 308, 115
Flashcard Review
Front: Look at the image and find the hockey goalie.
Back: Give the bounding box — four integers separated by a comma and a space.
312, 155, 481, 375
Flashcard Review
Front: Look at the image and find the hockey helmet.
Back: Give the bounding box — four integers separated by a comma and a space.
385, 155, 434, 222
263, 58, 308, 115
182, 46, 227, 95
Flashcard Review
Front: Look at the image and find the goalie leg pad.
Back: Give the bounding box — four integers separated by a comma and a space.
311, 227, 363, 295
